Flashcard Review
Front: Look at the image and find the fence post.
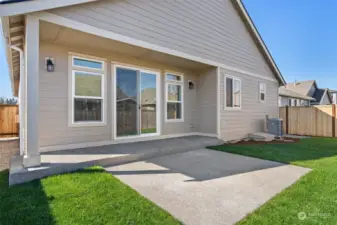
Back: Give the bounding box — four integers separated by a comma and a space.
285, 105, 289, 134
315, 107, 318, 136
332, 104, 336, 137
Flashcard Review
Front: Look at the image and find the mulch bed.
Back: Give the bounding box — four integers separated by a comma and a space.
226, 137, 301, 145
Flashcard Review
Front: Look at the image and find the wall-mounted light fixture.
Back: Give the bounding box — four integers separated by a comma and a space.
45, 57, 55, 72
188, 80, 194, 90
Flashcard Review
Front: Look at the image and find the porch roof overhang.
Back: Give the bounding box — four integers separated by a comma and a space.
1, 0, 286, 96
40, 21, 213, 72
279, 87, 315, 101
0, 0, 98, 17
1, 15, 24, 96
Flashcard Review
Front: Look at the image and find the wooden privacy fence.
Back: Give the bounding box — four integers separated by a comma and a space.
280, 105, 337, 137
0, 105, 19, 136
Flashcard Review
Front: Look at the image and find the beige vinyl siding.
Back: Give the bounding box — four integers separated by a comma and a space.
302, 100, 309, 106
321, 92, 331, 105
219, 68, 279, 141
279, 96, 289, 106
279, 96, 310, 106
308, 85, 316, 97
39, 42, 200, 149
197, 68, 217, 134
48, 0, 276, 79
39, 43, 111, 147
332, 93, 337, 104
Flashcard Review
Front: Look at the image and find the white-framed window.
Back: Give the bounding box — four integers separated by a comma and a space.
69, 53, 106, 126
288, 98, 292, 106
259, 82, 266, 102
225, 75, 241, 109
165, 72, 184, 122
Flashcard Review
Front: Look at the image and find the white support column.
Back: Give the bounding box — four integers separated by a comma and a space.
23, 14, 41, 167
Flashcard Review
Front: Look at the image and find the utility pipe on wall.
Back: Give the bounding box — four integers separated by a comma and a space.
9, 45, 25, 156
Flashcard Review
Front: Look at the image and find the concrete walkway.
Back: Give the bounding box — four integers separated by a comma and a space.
106, 149, 311, 225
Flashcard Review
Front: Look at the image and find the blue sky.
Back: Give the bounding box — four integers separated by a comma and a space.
243, 0, 337, 89
0, 26, 11, 98
0, 0, 337, 97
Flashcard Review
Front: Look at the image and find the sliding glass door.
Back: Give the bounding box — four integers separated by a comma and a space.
115, 66, 159, 138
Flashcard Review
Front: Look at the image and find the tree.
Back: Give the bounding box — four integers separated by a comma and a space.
0, 96, 17, 105
0, 97, 5, 104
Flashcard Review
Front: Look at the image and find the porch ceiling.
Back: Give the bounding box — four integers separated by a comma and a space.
6, 15, 25, 96
40, 21, 212, 71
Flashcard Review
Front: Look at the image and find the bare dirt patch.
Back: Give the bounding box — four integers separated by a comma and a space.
226, 137, 301, 145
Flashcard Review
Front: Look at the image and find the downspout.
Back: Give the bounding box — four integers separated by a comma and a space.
9, 45, 25, 156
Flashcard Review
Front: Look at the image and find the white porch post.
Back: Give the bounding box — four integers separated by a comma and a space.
23, 14, 41, 167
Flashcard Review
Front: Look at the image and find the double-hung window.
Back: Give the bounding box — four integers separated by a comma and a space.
165, 72, 184, 122
225, 76, 241, 109
259, 83, 266, 102
70, 54, 105, 126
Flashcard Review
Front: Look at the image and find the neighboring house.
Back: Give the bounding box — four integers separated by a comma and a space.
0, 0, 285, 168
329, 90, 337, 104
278, 86, 315, 106
281, 80, 332, 105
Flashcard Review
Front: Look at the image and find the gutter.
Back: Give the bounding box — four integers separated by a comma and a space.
9, 45, 25, 156
279, 94, 315, 101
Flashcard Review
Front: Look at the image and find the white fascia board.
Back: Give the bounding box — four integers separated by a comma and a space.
0, 0, 98, 17
36, 11, 279, 83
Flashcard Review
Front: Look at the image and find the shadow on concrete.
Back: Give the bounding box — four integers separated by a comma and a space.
108, 149, 285, 182
42, 136, 212, 156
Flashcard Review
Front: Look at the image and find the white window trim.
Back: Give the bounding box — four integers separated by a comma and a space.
224, 75, 242, 110
165, 72, 184, 123
259, 82, 266, 103
68, 53, 107, 127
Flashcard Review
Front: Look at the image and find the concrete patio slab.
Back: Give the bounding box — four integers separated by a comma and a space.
9, 135, 222, 185
106, 149, 311, 225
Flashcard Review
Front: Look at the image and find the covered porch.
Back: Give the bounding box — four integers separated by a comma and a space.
8, 14, 219, 172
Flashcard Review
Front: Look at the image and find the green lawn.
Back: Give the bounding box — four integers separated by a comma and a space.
209, 138, 337, 224
0, 167, 181, 225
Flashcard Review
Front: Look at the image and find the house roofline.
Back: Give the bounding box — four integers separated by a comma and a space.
279, 93, 315, 101
2, 0, 286, 96
233, 0, 286, 85
319, 89, 333, 104
0, 0, 98, 17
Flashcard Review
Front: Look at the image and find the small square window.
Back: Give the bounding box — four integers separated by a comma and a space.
166, 73, 182, 81
73, 57, 103, 70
